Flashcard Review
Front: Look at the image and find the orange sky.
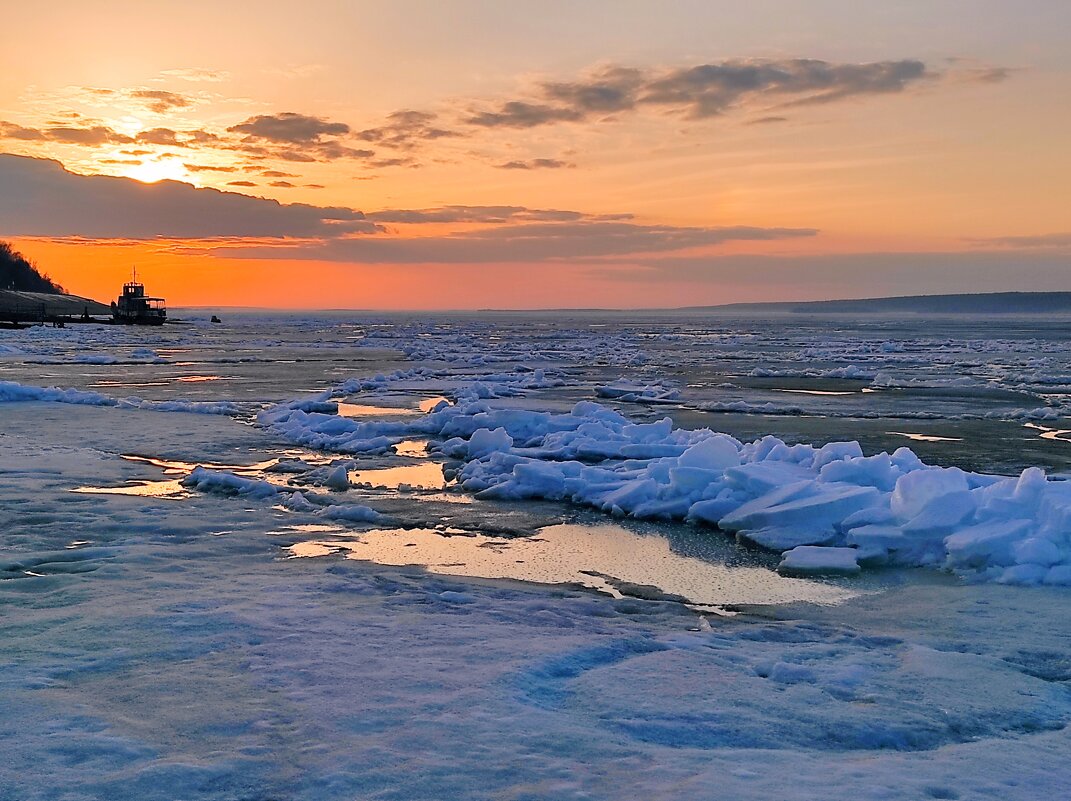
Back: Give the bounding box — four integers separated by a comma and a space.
2, 2, 1069, 308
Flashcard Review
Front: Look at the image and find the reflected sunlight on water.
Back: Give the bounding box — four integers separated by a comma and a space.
349, 462, 448, 490
394, 439, 429, 457
72, 479, 191, 499
121, 454, 280, 475
888, 432, 963, 443
287, 523, 854, 608
337, 403, 417, 418
1025, 423, 1071, 442
337, 396, 452, 418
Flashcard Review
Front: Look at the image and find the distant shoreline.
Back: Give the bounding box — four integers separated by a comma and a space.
168, 291, 1071, 315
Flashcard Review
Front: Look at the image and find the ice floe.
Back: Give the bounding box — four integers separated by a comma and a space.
0, 380, 239, 415
263, 382, 1071, 586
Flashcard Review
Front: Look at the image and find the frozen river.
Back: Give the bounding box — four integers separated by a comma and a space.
2, 310, 1070, 800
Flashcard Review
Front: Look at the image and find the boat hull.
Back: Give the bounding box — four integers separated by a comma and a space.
112, 314, 167, 325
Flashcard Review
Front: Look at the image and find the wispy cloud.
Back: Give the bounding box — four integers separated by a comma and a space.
158, 68, 229, 83
355, 110, 458, 149
495, 158, 575, 170
129, 89, 194, 113
365, 206, 628, 224
222, 221, 816, 264
184, 162, 238, 173
465, 58, 940, 129
0, 120, 221, 149
586, 251, 1071, 298
966, 232, 1071, 249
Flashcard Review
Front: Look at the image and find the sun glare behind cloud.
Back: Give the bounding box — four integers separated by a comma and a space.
125, 158, 190, 184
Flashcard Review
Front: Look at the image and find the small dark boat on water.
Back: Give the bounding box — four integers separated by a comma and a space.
112, 270, 166, 325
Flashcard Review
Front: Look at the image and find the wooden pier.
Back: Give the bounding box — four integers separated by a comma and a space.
0, 289, 112, 327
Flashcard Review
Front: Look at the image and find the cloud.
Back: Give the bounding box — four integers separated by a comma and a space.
943, 58, 1018, 85
293, 142, 373, 160
366, 206, 627, 224
355, 110, 457, 149
966, 233, 1071, 249
227, 180, 257, 187
225, 112, 377, 162
542, 66, 646, 114
135, 127, 184, 146
43, 125, 133, 145
158, 68, 229, 83
465, 58, 937, 128
267, 64, 327, 80
228, 112, 350, 144
187, 130, 222, 145
0, 121, 224, 149
222, 220, 815, 263
587, 251, 1071, 298
0, 153, 379, 239
495, 158, 575, 170
963, 66, 1014, 84
270, 180, 295, 187
260, 169, 298, 177
184, 163, 238, 173
466, 101, 583, 129
0, 122, 45, 141
129, 89, 193, 113
367, 157, 417, 168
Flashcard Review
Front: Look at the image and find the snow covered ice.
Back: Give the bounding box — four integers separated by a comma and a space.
3, 311, 1071, 800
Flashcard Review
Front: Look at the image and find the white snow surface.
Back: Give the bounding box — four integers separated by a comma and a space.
4, 312, 1071, 801
0, 379, 239, 414
262, 389, 1071, 586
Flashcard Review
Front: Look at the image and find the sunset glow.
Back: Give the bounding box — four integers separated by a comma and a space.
2, 2, 1069, 308
7, 6, 1071, 796
123, 158, 191, 184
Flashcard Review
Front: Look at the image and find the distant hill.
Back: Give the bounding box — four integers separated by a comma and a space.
701, 292, 1071, 315
0, 241, 64, 294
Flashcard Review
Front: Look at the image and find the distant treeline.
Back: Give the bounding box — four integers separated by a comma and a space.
783, 292, 1071, 314
0, 242, 64, 294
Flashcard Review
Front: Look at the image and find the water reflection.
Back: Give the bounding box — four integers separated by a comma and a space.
418, 396, 452, 412
287, 523, 853, 608
775, 389, 858, 396
1025, 423, 1071, 442
121, 454, 279, 475
888, 431, 963, 443
337, 403, 416, 418
349, 462, 448, 490
72, 479, 190, 499
394, 439, 429, 457
93, 380, 170, 388
337, 396, 452, 418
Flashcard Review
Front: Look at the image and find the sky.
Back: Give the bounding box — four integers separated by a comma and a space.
1, 0, 1069, 309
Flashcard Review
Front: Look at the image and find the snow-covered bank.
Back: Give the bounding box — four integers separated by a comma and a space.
262, 388, 1071, 586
